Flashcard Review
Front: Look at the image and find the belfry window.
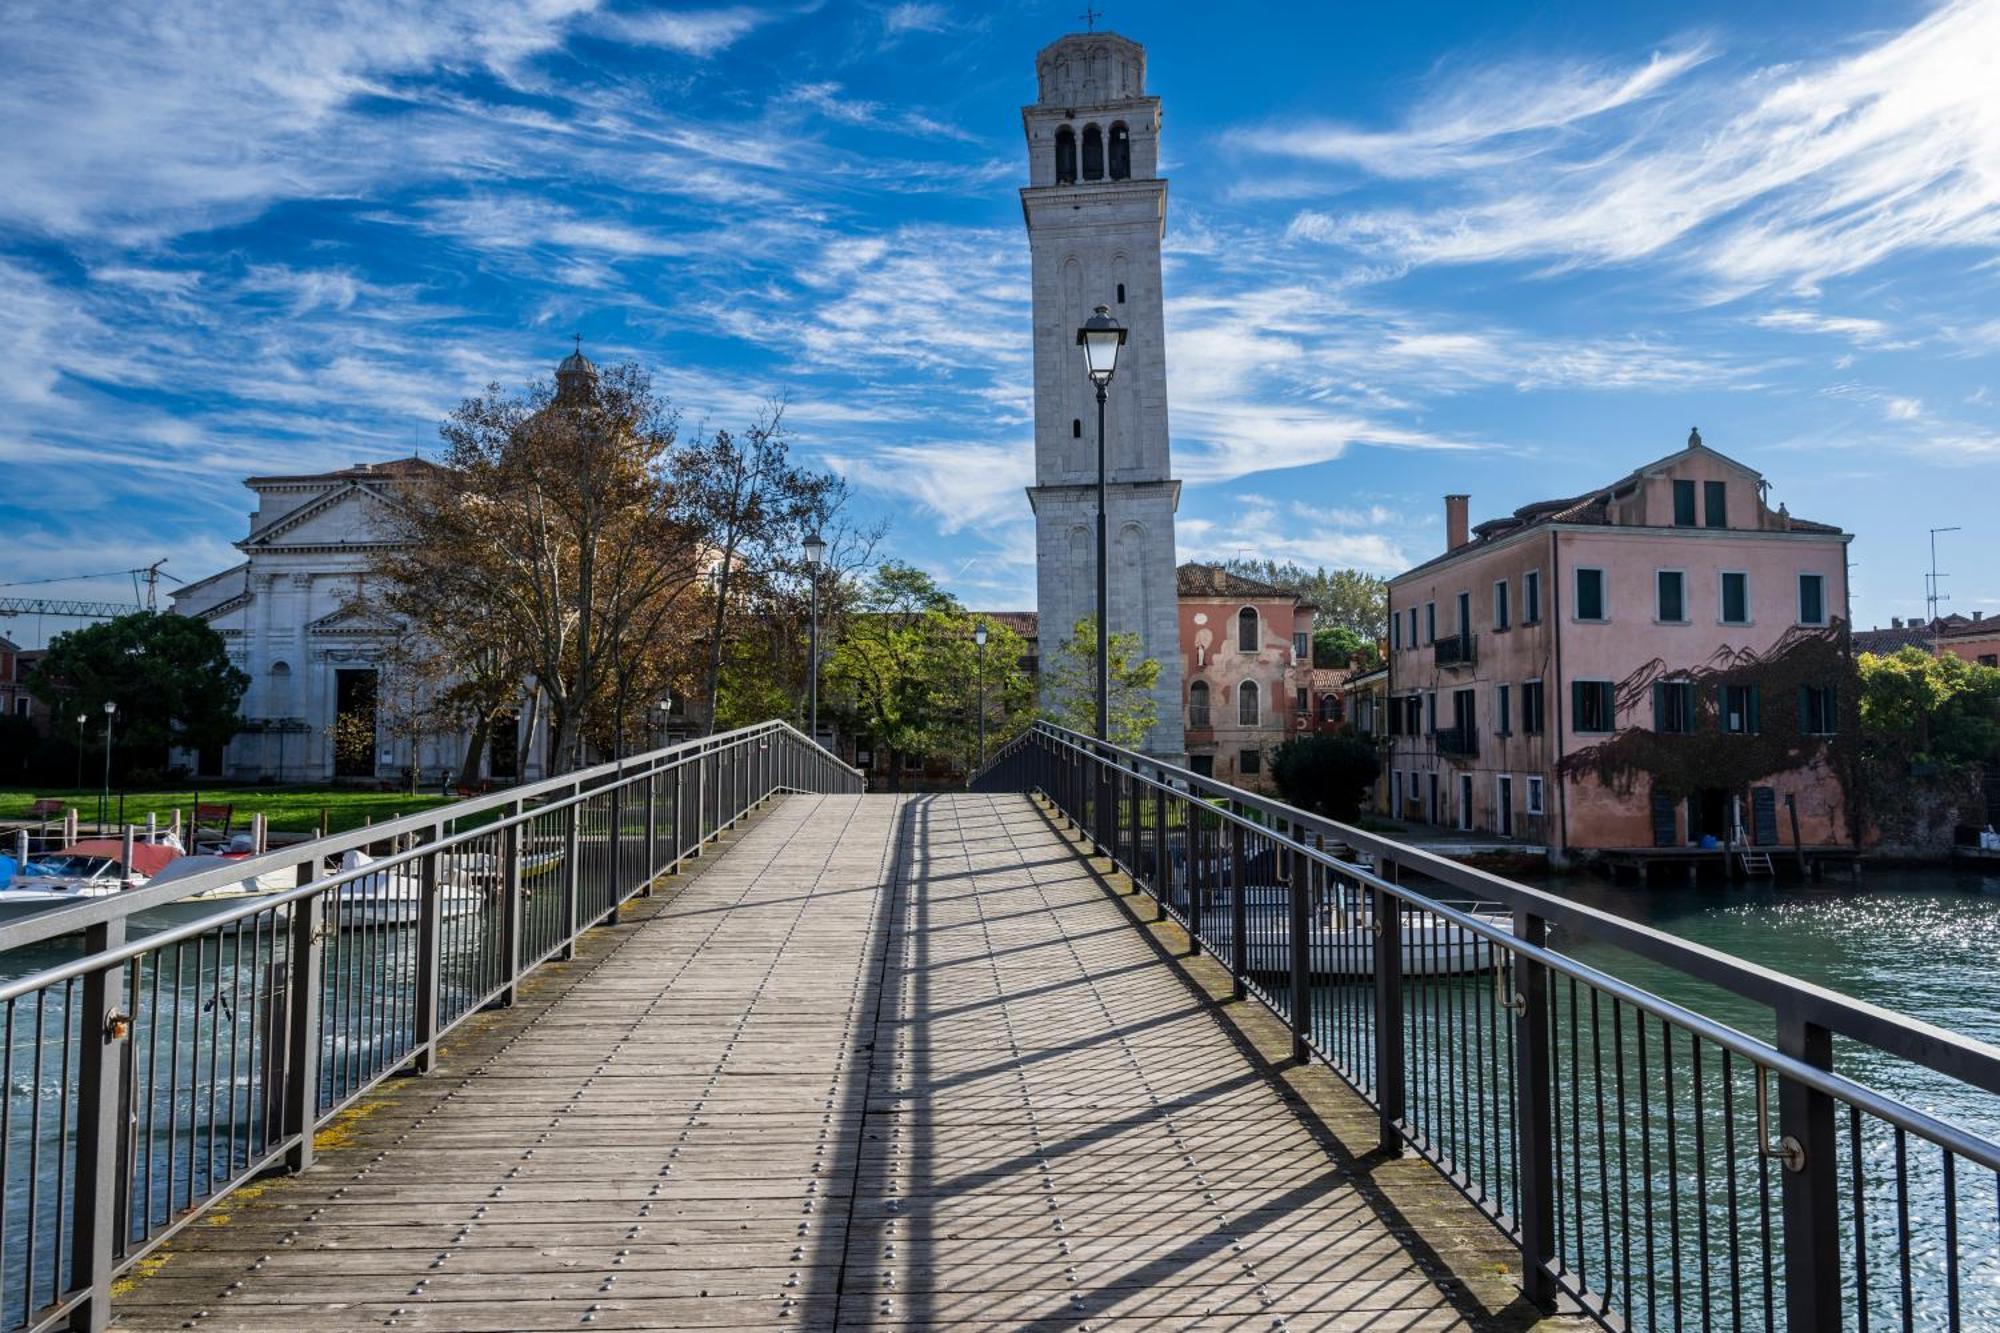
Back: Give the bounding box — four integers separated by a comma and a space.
1054, 126, 1076, 184
1082, 124, 1104, 180
1116, 283, 1125, 304
1071, 418, 1081, 438
1109, 123, 1130, 179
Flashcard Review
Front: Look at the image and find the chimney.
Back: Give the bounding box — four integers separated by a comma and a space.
1445, 494, 1470, 552
1892, 617, 1903, 629
1977, 611, 1986, 622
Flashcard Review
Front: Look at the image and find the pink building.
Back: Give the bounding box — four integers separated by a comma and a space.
1178, 564, 1314, 789
1385, 433, 1856, 865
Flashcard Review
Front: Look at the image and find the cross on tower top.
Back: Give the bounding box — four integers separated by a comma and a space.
1079, 6, 1101, 31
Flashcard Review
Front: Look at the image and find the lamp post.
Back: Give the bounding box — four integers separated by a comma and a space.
655, 697, 671, 750
1077, 305, 1127, 744
99, 701, 117, 830
974, 621, 989, 770
1077, 304, 1127, 856
74, 713, 86, 790
803, 532, 825, 748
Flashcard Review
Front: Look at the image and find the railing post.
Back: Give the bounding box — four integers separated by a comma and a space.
644, 771, 658, 892
1372, 863, 1404, 1156
670, 764, 684, 868
498, 799, 524, 1005
411, 825, 442, 1074
697, 751, 710, 851
1187, 806, 1203, 958
560, 794, 582, 960
282, 858, 325, 1172
1512, 909, 1557, 1308
1289, 855, 1312, 1065
605, 781, 623, 923
1778, 1007, 1841, 1329
69, 918, 127, 1333
1152, 777, 1168, 921
1229, 819, 1247, 999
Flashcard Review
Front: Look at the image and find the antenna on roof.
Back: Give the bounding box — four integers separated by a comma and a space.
1927, 526, 1961, 630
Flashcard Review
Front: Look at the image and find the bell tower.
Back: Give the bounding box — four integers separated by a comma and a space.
1022, 30, 1184, 757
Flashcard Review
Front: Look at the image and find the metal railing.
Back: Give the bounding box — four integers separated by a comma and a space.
1435, 632, 1477, 668
1435, 723, 1479, 757
973, 721, 2000, 1332
0, 721, 859, 1333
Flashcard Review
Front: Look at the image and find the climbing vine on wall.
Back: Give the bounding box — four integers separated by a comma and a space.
1556, 623, 1861, 835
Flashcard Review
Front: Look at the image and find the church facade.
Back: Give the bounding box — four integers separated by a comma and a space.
1021, 31, 1185, 757
171, 459, 549, 785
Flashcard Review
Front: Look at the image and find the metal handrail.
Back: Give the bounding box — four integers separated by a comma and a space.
978, 720, 2000, 1331
0, 719, 860, 1333
0, 720, 860, 955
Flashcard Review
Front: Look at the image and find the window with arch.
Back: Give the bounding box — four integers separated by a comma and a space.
1239, 680, 1260, 725
1188, 679, 1210, 727
1237, 606, 1259, 652
1116, 282, 1125, 304
1071, 418, 1081, 438
1054, 125, 1076, 183
1081, 124, 1104, 180
1108, 122, 1130, 179
1319, 694, 1339, 724
269, 660, 293, 709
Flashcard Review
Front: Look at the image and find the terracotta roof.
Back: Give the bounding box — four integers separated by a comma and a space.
975, 611, 1038, 641
1175, 563, 1293, 599
1938, 615, 1999, 640
1853, 625, 1936, 655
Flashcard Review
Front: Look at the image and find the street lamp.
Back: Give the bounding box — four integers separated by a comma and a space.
74, 713, 87, 790
803, 532, 825, 748
974, 621, 989, 771
99, 701, 117, 830
1077, 304, 1126, 745
655, 697, 671, 749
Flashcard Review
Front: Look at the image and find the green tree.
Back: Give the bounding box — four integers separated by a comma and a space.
28, 612, 248, 772
1041, 616, 1161, 749
823, 564, 1033, 786
1858, 648, 2000, 765
1268, 734, 1382, 820
1219, 559, 1387, 639
1312, 625, 1380, 670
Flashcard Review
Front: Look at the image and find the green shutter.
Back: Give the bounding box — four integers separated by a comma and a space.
1746, 684, 1761, 735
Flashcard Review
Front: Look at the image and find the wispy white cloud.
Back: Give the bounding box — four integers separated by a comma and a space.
1752, 309, 1896, 345
1272, 0, 2000, 295
881, 3, 949, 37
590, 6, 770, 56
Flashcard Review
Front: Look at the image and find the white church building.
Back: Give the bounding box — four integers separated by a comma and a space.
1022, 30, 1185, 758
171, 457, 550, 785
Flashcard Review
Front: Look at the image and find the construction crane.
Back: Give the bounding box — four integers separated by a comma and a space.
0, 559, 184, 620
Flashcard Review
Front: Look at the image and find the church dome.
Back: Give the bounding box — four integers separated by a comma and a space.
1035, 31, 1146, 107
557, 348, 596, 378
554, 343, 598, 402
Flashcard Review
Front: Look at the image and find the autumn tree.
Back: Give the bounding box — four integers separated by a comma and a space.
377, 358, 706, 773
1040, 615, 1160, 749
1219, 559, 1388, 641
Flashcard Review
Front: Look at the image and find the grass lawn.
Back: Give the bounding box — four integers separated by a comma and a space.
0, 787, 459, 836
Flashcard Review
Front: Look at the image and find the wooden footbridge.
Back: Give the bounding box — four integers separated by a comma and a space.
5, 721, 1998, 1332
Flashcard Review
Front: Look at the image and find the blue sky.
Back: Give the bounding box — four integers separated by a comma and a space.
2, 0, 1996, 646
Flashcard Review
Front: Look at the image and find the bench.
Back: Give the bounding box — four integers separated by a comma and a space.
27, 799, 66, 821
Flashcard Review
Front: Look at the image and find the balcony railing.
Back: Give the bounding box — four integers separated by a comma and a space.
1434, 633, 1476, 668
1435, 724, 1478, 757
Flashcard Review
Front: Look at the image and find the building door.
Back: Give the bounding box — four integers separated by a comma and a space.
1427, 772, 1440, 824
1457, 774, 1473, 831
333, 668, 378, 779
1496, 775, 1514, 838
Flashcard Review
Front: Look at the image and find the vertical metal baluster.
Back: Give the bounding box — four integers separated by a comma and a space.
1851, 1105, 1869, 1333
1374, 870, 1405, 1155
1942, 1148, 1960, 1332
1692, 1039, 1710, 1332
1776, 1006, 1839, 1330
68, 917, 124, 1331
1722, 1048, 1742, 1333
1567, 977, 1584, 1288
26, 990, 46, 1310
499, 800, 524, 1005
1893, 1127, 1911, 1333
644, 771, 658, 893
560, 796, 582, 961
1638, 1011, 1658, 1333
1591, 988, 1612, 1312
282, 866, 325, 1173
413, 826, 443, 1075
201, 931, 222, 1191
1288, 856, 1311, 1065
165, 943, 185, 1210
1513, 909, 1555, 1311
1229, 820, 1247, 997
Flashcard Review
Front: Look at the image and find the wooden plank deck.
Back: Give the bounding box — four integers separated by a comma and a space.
110, 792, 1565, 1331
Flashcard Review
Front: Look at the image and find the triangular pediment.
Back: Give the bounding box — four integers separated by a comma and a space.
240, 482, 404, 550
308, 603, 404, 636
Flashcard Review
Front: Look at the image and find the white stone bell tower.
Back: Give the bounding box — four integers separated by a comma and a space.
1022, 30, 1184, 757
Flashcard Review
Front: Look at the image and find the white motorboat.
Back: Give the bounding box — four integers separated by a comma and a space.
0, 838, 181, 906
333, 850, 484, 927
1183, 885, 1507, 977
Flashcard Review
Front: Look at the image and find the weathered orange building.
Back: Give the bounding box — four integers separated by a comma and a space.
1177, 564, 1314, 788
